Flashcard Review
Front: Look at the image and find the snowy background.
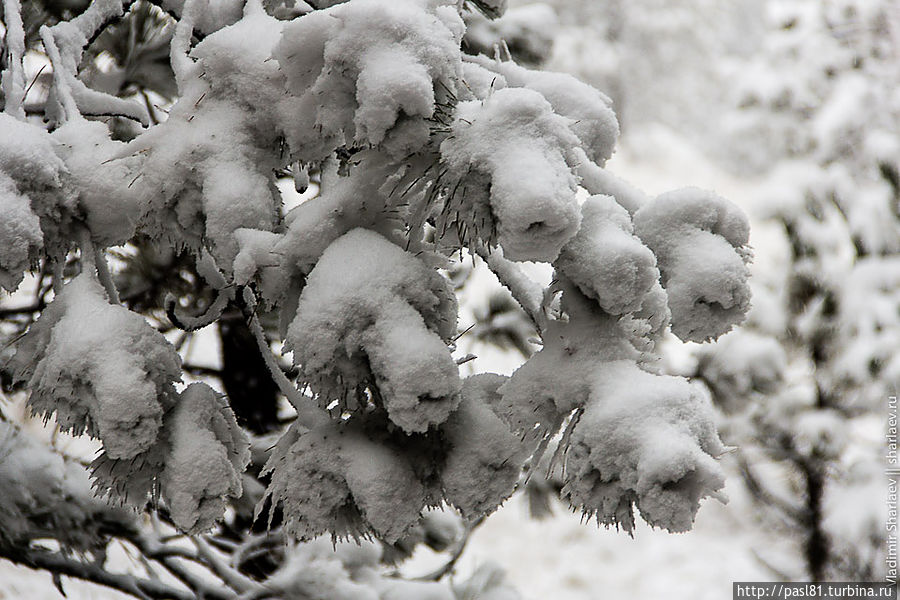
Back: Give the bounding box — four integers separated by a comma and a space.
2, 0, 897, 598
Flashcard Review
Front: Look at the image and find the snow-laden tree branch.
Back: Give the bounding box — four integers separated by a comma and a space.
0, 0, 753, 597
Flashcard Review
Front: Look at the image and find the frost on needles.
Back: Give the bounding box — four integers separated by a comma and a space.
0, 0, 752, 543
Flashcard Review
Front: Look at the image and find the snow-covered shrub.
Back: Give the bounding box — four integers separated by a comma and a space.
0, 0, 752, 596
722, 0, 900, 257
0, 173, 43, 292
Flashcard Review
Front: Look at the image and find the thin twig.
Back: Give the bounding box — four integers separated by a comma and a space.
0, 302, 46, 318
241, 287, 330, 429
192, 537, 264, 595
417, 515, 486, 581
2, 546, 197, 600
165, 287, 233, 331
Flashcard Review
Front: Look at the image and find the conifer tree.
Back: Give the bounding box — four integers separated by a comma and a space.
0, 1, 752, 597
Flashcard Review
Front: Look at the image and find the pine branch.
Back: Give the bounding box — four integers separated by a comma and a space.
131, 530, 253, 599
474, 244, 547, 333
192, 537, 265, 595
2, 545, 201, 600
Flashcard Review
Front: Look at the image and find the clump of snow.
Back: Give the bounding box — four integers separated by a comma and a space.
274, 0, 464, 161
0, 173, 43, 292
0, 113, 67, 196
88, 383, 246, 533
260, 419, 426, 543
10, 272, 182, 461
270, 165, 366, 275
554, 195, 659, 315
625, 280, 672, 344
439, 87, 582, 261
497, 277, 726, 534
562, 360, 727, 534
89, 431, 170, 509
266, 538, 380, 600
0, 0, 27, 120
0, 422, 136, 551
260, 374, 534, 545
441, 374, 527, 518
160, 383, 250, 533
497, 283, 638, 435
459, 59, 507, 99
285, 228, 460, 433
341, 425, 429, 542
189, 7, 286, 120
52, 119, 143, 246
235, 158, 411, 313
127, 10, 286, 267
634, 187, 752, 342
162, 0, 244, 35
418, 509, 464, 550
259, 422, 351, 542
133, 98, 280, 267
232, 228, 285, 300
575, 157, 650, 214
0, 113, 75, 260
467, 55, 619, 165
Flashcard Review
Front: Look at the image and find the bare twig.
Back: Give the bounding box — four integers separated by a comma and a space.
0, 302, 46, 318
737, 451, 809, 525
192, 537, 264, 595
241, 287, 331, 429
2, 546, 198, 600
165, 287, 233, 331
417, 515, 486, 581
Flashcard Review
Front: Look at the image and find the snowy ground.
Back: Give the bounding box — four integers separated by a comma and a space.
462, 486, 770, 600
